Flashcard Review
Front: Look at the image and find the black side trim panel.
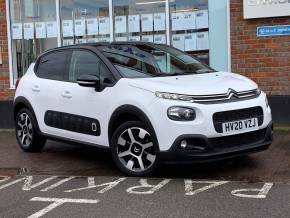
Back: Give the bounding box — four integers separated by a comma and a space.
41, 133, 108, 150
44, 111, 101, 136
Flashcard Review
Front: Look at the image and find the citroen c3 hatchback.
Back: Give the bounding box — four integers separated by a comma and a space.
14, 42, 273, 176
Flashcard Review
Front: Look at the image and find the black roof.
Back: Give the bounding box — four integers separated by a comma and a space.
37, 41, 169, 63
48, 41, 158, 51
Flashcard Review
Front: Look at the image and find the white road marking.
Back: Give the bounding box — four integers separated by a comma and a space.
88, 177, 95, 186
23, 176, 58, 191
64, 177, 126, 193
127, 179, 171, 195
231, 183, 274, 199
40, 177, 76, 192
28, 197, 99, 218
184, 180, 229, 196
0, 177, 27, 191
0, 175, 276, 201
0, 176, 10, 184
0, 176, 58, 191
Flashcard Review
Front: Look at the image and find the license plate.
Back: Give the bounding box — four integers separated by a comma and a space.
222, 118, 259, 136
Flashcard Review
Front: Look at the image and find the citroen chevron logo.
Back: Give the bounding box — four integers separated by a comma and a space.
227, 89, 240, 99
134, 147, 141, 152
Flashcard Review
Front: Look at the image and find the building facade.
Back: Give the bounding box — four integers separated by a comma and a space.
0, 0, 289, 127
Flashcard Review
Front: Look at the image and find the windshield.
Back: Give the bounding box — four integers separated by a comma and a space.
97, 44, 215, 78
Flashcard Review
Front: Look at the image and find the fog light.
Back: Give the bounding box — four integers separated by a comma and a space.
180, 140, 187, 149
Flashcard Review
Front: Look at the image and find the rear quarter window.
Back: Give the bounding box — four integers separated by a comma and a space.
37, 51, 68, 81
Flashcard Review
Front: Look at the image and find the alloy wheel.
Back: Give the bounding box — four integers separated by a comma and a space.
116, 127, 156, 173
17, 113, 33, 147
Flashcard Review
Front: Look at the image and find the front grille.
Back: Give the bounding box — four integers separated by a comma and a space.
209, 128, 267, 149
191, 89, 260, 104
213, 107, 264, 133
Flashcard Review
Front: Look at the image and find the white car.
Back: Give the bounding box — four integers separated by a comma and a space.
14, 42, 273, 176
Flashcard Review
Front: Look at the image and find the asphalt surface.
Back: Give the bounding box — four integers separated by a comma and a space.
0, 175, 289, 218
0, 131, 290, 182
0, 130, 290, 217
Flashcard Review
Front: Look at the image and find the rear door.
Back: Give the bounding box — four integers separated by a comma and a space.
33, 50, 71, 135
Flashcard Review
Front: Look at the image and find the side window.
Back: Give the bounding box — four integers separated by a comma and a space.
69, 50, 100, 82
99, 62, 115, 84
103, 52, 158, 76
37, 51, 67, 81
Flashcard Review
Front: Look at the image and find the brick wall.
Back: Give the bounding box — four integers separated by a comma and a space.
0, 0, 14, 100
230, 0, 290, 95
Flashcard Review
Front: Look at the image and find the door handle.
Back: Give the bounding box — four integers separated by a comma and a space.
32, 85, 40, 92
61, 91, 72, 99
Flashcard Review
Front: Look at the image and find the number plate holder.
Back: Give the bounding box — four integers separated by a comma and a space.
222, 118, 259, 136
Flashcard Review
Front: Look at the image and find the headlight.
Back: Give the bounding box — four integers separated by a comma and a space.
167, 107, 196, 121
156, 92, 192, 101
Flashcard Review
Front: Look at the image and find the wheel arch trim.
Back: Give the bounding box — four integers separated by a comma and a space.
108, 104, 160, 151
13, 96, 41, 134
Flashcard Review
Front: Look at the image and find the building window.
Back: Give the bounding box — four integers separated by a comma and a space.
60, 0, 110, 45
170, 0, 209, 64
7, 0, 217, 87
113, 0, 166, 44
9, 0, 58, 84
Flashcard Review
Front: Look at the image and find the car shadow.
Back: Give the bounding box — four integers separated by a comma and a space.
40, 140, 262, 181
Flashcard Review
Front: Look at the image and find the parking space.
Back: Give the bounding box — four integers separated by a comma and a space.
0, 175, 289, 218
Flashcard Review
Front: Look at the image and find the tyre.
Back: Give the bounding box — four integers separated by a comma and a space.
15, 108, 46, 152
111, 121, 158, 176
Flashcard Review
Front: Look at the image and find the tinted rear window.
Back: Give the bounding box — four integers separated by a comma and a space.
37, 51, 68, 81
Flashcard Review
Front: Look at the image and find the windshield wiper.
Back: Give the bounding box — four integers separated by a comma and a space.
152, 72, 193, 77
195, 69, 217, 74
168, 70, 216, 75
168, 72, 197, 76
152, 70, 216, 77
151, 73, 172, 77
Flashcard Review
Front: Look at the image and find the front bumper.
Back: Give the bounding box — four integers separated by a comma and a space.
148, 91, 272, 151
157, 122, 273, 164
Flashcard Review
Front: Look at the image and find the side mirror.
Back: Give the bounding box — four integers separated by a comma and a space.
77, 74, 100, 90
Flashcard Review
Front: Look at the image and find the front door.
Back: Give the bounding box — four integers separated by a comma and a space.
58, 49, 116, 146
